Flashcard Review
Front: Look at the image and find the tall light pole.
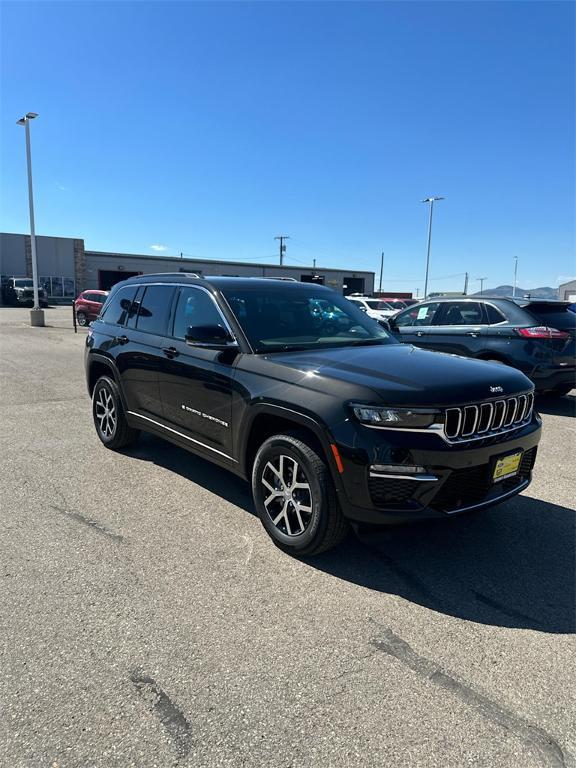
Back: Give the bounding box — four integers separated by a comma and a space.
478, 276, 487, 295
16, 112, 44, 327
513, 256, 518, 297
421, 196, 445, 299
378, 251, 384, 293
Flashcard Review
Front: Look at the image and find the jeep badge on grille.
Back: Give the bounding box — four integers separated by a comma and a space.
490, 386, 504, 393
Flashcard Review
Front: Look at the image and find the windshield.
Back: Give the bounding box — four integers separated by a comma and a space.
14, 279, 33, 288
221, 285, 395, 353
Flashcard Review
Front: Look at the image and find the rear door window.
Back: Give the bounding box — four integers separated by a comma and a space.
439, 301, 484, 325
525, 304, 576, 331
135, 285, 175, 335
100, 286, 138, 326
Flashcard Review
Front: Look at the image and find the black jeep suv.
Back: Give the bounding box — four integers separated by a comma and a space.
85, 274, 541, 555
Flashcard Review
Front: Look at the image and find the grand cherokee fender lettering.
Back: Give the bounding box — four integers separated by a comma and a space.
181, 404, 229, 428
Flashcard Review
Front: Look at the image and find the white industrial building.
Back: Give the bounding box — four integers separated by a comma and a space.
558, 279, 576, 302
0, 232, 374, 302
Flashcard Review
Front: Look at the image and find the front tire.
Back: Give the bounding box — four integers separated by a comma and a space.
252, 433, 349, 556
92, 375, 139, 450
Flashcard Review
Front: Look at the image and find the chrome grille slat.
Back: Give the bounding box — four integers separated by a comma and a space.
516, 394, 527, 422
477, 402, 493, 433
493, 400, 506, 429
504, 397, 517, 427
441, 393, 534, 443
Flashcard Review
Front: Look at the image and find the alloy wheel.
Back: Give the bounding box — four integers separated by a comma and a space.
261, 454, 313, 536
95, 386, 117, 439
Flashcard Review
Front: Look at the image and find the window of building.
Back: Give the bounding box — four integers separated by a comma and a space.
40, 276, 76, 298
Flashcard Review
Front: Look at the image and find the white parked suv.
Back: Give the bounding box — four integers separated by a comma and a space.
346, 294, 398, 322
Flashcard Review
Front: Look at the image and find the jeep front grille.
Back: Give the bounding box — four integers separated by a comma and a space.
444, 393, 534, 443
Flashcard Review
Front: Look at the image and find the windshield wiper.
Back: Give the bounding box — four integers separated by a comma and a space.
348, 338, 388, 347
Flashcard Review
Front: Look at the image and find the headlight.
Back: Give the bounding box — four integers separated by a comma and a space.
350, 403, 440, 428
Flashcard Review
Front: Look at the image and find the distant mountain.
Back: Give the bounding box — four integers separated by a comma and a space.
473, 284, 558, 299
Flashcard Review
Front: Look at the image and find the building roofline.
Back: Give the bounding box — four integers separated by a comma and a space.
85, 249, 374, 275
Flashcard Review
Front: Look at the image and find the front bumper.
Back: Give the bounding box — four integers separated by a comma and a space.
333, 417, 542, 525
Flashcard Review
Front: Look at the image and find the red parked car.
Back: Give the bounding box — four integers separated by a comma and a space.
74, 290, 109, 326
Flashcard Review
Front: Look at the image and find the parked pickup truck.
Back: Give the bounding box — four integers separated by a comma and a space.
85, 274, 541, 556
1, 277, 48, 307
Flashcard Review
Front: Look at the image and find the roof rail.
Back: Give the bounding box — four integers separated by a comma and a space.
134, 271, 203, 279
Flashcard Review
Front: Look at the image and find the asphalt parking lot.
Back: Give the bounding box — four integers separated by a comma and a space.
1, 306, 575, 768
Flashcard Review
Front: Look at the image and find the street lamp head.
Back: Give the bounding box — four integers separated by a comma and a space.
421, 196, 445, 203
17, 112, 38, 125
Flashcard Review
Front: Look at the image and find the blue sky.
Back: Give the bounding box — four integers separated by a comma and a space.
1, 1, 574, 293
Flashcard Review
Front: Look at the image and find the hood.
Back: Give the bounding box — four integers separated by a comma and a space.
263, 343, 533, 407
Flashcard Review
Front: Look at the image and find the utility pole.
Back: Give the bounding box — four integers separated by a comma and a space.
313, 258, 316, 269
421, 196, 445, 299
463, 272, 469, 295
16, 112, 43, 327
513, 256, 518, 297
274, 235, 289, 266
416, 288, 420, 298
378, 251, 384, 293
478, 277, 487, 295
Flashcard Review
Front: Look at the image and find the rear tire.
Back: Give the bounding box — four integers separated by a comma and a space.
92, 375, 139, 450
252, 433, 349, 556
76, 311, 88, 326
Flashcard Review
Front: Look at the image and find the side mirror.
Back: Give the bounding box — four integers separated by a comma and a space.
185, 324, 237, 349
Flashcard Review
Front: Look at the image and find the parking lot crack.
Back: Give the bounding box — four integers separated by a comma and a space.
369, 621, 568, 768
49, 504, 124, 543
130, 670, 192, 761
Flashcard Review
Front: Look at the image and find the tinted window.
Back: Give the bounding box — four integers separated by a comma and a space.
172, 287, 224, 340
100, 286, 138, 326
366, 300, 393, 310
525, 304, 576, 330
395, 302, 441, 327
135, 285, 174, 334
485, 303, 507, 324
441, 301, 484, 325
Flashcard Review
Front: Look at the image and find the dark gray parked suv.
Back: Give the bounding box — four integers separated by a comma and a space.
388, 297, 575, 396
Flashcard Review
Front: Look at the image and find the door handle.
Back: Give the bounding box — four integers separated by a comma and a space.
163, 346, 179, 358
115, 335, 129, 345
415, 331, 425, 337
466, 331, 480, 337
